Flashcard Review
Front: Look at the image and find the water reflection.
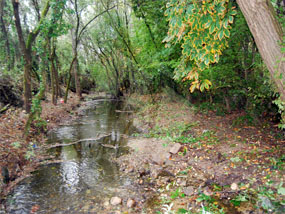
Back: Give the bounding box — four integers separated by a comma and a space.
6, 100, 134, 213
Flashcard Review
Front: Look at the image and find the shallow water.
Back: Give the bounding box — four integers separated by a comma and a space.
6, 99, 136, 213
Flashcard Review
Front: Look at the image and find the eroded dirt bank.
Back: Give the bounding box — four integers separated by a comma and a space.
116, 92, 284, 214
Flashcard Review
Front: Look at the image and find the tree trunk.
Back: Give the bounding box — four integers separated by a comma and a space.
71, 28, 82, 99
42, 39, 50, 99
237, 0, 285, 101
11, 0, 31, 112
0, 0, 11, 70
73, 57, 82, 98
50, 56, 56, 105
11, 0, 50, 112
23, 53, 32, 112
49, 38, 59, 105
54, 44, 61, 98
64, 56, 77, 103
23, 80, 46, 138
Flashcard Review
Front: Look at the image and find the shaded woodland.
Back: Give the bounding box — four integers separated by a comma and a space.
0, 0, 285, 213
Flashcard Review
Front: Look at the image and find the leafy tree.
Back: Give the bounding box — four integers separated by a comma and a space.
164, 0, 237, 92
130, 0, 181, 93
63, 0, 115, 102
165, 0, 284, 103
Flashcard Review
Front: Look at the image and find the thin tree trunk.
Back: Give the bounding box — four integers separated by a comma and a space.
50, 56, 56, 105
23, 81, 46, 138
11, 0, 31, 112
139, 8, 157, 49
237, 0, 285, 101
51, 38, 60, 103
11, 0, 50, 112
54, 46, 61, 97
0, 0, 11, 69
40, 46, 48, 99
23, 53, 33, 112
73, 57, 82, 98
71, 27, 82, 99
64, 56, 77, 103
47, 37, 56, 105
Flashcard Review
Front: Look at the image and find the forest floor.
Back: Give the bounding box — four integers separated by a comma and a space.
116, 90, 285, 214
0, 92, 81, 201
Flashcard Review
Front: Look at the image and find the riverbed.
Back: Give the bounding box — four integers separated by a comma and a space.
6, 99, 138, 213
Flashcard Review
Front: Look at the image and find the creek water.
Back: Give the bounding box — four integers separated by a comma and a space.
6, 99, 136, 213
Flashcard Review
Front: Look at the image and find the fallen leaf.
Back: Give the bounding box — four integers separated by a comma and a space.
31, 204, 40, 213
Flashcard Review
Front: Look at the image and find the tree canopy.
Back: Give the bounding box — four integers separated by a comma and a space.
0, 0, 284, 129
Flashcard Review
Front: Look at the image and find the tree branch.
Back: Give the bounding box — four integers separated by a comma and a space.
26, 0, 50, 50
77, 5, 116, 42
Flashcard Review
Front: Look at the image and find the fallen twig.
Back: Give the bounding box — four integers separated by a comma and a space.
115, 110, 133, 113
0, 104, 11, 114
47, 134, 111, 148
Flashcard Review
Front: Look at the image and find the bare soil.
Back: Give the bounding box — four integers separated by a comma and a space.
117, 92, 285, 213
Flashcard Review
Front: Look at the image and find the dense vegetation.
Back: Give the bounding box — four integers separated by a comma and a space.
0, 0, 284, 132
0, 1, 284, 213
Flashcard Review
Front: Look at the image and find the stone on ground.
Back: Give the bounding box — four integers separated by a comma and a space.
110, 197, 122, 206
127, 198, 136, 208
169, 143, 182, 154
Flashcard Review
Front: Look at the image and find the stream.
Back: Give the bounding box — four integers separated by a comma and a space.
6, 99, 137, 213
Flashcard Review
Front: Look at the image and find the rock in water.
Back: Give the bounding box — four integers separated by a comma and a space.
110, 197, 122, 206
169, 143, 182, 154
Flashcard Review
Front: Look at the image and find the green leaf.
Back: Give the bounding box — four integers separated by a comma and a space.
204, 57, 210, 66
205, 83, 210, 90
209, 24, 216, 34
216, 2, 226, 15
278, 186, 285, 195
216, 19, 222, 30
218, 30, 224, 40
205, 79, 212, 86
186, 4, 195, 18
231, 10, 237, 16
224, 28, 230, 38
190, 84, 196, 93
205, 16, 213, 28
215, 54, 220, 63
200, 83, 205, 92
229, 16, 234, 23
231, 157, 241, 162
209, 54, 215, 63
223, 19, 228, 29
